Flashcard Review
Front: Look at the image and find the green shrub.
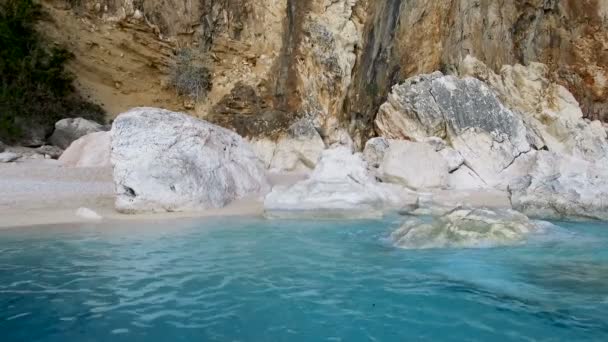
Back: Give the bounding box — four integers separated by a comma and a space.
168, 48, 212, 101
0, 0, 104, 144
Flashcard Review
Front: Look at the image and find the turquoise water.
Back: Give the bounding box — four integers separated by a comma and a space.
1, 216, 608, 341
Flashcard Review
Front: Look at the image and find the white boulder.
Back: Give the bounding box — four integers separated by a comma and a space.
379, 140, 449, 190
392, 208, 538, 249
50, 117, 106, 149
59, 132, 111, 168
375, 72, 531, 187
264, 147, 415, 218
0, 152, 20, 163
509, 151, 608, 221
111, 107, 269, 213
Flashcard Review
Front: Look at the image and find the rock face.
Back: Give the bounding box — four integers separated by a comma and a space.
392, 208, 538, 250
43, 1, 607, 148
50, 118, 105, 149
111, 107, 269, 213
264, 147, 414, 218
348, 0, 608, 142
249, 118, 325, 172
510, 152, 608, 221
59, 132, 111, 168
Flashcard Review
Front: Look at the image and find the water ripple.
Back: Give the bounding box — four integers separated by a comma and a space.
0, 218, 607, 341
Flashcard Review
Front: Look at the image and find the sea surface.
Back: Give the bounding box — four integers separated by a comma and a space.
0, 216, 607, 341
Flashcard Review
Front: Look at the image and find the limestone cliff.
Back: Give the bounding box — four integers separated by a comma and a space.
42, 0, 608, 145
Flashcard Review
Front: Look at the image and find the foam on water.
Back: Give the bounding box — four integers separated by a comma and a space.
0, 217, 607, 341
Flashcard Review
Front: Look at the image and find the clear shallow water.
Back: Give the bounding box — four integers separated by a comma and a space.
1, 217, 608, 342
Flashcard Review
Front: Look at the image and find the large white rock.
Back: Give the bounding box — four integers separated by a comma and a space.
50, 118, 105, 149
59, 132, 111, 168
391, 208, 538, 249
375, 72, 531, 187
459, 55, 608, 163
378, 140, 449, 190
509, 151, 608, 221
264, 147, 415, 218
111, 107, 269, 213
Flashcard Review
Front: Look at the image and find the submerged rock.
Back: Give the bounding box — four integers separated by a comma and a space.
264, 147, 415, 218
50, 117, 105, 149
59, 132, 111, 168
111, 107, 269, 213
392, 208, 537, 249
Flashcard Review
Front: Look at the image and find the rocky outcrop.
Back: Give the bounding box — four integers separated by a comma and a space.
374, 58, 608, 220
392, 208, 539, 249
375, 72, 532, 187
59, 132, 111, 168
264, 146, 415, 218
459, 56, 608, 163
510, 152, 608, 221
50, 118, 106, 149
111, 107, 269, 213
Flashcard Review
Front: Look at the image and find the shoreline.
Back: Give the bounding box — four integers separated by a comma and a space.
0, 161, 307, 229
5, 158, 599, 230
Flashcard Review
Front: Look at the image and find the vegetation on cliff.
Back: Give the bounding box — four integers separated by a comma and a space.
0, 0, 103, 144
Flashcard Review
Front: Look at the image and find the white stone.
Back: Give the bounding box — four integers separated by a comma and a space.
363, 137, 389, 169
0, 152, 19, 163
509, 151, 608, 221
59, 132, 111, 168
392, 208, 538, 249
76, 207, 103, 221
111, 107, 269, 213
264, 147, 415, 218
379, 140, 449, 190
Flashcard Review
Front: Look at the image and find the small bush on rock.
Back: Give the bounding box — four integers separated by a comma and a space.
168, 48, 212, 101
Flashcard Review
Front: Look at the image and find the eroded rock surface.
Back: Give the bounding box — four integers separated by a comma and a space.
111, 107, 269, 213
392, 208, 539, 249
